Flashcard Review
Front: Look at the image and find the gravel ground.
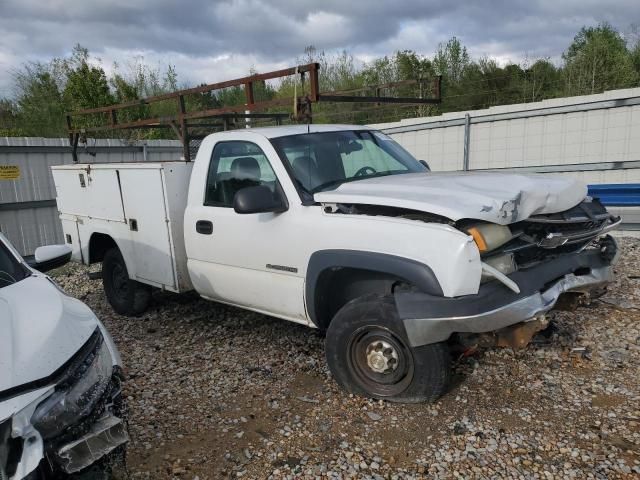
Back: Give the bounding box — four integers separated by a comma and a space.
53, 238, 640, 479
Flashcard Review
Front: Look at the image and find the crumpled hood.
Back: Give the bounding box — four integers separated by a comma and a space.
314, 171, 587, 224
0, 275, 97, 393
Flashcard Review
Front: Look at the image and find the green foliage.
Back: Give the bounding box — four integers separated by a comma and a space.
61, 45, 115, 111
631, 43, 640, 76
13, 63, 66, 136
433, 37, 470, 82
0, 99, 23, 136
1, 21, 640, 138
62, 59, 115, 131
562, 23, 639, 94
521, 59, 563, 102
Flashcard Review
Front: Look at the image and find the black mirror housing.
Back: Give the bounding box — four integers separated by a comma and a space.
419, 160, 431, 171
27, 244, 72, 273
233, 185, 288, 214
31, 254, 71, 273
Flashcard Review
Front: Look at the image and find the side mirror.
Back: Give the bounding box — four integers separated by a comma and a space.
30, 244, 72, 272
419, 160, 431, 171
233, 185, 288, 214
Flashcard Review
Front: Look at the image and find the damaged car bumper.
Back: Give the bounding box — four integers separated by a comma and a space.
46, 376, 129, 476
56, 414, 128, 474
1, 328, 128, 479
397, 236, 618, 347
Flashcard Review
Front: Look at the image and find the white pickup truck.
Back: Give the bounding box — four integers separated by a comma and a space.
52, 124, 620, 402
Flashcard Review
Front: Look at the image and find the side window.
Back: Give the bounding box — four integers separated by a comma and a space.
204, 141, 278, 207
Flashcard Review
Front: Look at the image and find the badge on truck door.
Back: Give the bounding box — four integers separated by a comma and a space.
0, 165, 20, 180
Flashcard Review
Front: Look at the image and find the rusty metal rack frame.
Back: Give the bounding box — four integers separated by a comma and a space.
67, 63, 441, 161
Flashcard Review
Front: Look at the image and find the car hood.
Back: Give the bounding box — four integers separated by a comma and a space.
0, 274, 97, 395
313, 171, 587, 224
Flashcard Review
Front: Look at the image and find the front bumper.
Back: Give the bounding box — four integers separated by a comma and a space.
55, 414, 128, 474
4, 334, 127, 479
398, 238, 617, 347
48, 376, 128, 475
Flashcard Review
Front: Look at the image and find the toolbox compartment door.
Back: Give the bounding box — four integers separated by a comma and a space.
54, 168, 126, 223
118, 168, 176, 289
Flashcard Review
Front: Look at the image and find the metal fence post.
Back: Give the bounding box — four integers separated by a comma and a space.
463, 113, 471, 171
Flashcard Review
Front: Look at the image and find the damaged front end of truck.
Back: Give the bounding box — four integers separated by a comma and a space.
398, 197, 620, 350
316, 170, 620, 350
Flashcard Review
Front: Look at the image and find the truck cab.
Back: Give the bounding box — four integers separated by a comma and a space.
53, 124, 620, 402
184, 125, 456, 325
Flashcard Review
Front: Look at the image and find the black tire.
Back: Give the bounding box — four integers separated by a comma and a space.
325, 294, 450, 403
102, 248, 151, 316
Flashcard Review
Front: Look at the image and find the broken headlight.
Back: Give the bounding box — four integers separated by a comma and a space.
31, 334, 113, 440
481, 252, 517, 283
466, 223, 512, 253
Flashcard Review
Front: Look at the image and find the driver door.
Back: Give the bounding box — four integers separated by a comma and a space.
185, 140, 307, 322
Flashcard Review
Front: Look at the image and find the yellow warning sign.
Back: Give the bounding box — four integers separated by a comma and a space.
0, 165, 20, 180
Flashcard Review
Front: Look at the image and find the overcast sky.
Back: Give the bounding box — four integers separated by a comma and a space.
0, 0, 638, 97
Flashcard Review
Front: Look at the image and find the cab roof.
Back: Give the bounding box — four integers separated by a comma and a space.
212, 124, 370, 139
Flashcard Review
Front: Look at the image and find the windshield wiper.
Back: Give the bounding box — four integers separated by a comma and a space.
311, 178, 348, 194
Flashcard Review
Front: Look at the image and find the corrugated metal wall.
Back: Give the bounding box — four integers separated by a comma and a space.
370, 87, 640, 227
0, 138, 182, 255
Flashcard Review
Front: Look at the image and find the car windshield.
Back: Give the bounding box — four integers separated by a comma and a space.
270, 130, 426, 195
0, 237, 29, 289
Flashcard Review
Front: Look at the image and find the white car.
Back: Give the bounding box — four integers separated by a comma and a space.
0, 234, 127, 479
51, 125, 620, 403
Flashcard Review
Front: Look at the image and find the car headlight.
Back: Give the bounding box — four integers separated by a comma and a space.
466, 223, 512, 253
31, 333, 113, 440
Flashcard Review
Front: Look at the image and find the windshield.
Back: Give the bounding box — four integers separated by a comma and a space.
271, 130, 426, 196
0, 237, 29, 289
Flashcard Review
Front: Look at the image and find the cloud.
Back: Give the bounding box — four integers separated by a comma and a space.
0, 0, 637, 96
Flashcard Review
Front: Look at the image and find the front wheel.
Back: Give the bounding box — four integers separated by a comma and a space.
325, 295, 450, 403
102, 248, 151, 316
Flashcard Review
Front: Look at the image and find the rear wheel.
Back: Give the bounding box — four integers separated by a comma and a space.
102, 248, 151, 316
325, 294, 450, 403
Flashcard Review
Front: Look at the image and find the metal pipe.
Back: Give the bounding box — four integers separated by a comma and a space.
463, 113, 471, 171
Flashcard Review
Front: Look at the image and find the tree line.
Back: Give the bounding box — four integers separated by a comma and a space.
1, 22, 639, 138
